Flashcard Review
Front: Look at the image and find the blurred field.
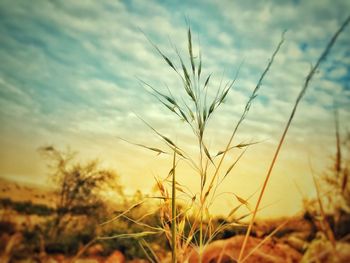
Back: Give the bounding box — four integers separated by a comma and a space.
1, 176, 350, 262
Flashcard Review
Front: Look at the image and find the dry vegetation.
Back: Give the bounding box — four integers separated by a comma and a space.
1, 16, 350, 263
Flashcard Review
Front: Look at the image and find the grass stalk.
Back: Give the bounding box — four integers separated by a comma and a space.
199, 135, 205, 263
204, 31, 286, 205
334, 108, 342, 178
237, 15, 350, 262
139, 26, 285, 262
199, 207, 203, 263
171, 151, 177, 263
310, 164, 336, 247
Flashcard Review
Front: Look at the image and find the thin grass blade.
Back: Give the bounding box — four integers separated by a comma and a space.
117, 137, 168, 156
188, 27, 195, 74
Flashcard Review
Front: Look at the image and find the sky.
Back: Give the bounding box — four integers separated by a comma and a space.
0, 0, 349, 218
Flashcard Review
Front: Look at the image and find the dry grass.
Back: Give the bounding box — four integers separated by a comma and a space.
117, 15, 350, 262
238, 14, 350, 262
120, 25, 286, 262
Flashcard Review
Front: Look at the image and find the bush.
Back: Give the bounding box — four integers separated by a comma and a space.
0, 220, 16, 235
0, 198, 54, 216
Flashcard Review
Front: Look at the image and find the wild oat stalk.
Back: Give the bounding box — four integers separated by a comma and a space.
123, 25, 287, 262
238, 15, 350, 262
171, 151, 177, 263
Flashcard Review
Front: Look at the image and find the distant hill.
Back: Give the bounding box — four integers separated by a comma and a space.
0, 177, 55, 207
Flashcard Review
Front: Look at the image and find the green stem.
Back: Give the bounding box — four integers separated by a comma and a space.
199, 207, 203, 263
198, 135, 204, 263
171, 151, 177, 263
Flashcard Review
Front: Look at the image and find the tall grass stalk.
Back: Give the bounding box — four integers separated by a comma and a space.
334, 109, 342, 179
238, 15, 350, 262
171, 151, 177, 263
127, 25, 287, 262
310, 162, 336, 247
205, 32, 286, 208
